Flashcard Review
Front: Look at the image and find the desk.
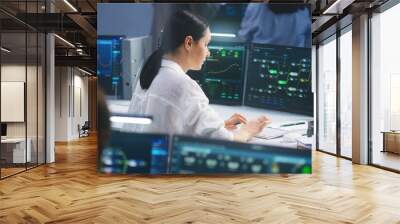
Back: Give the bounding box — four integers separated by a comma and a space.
382, 131, 400, 154
210, 105, 312, 124
210, 105, 314, 149
1, 138, 31, 163
106, 100, 314, 149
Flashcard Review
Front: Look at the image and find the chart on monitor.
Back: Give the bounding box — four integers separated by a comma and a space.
187, 42, 246, 105
244, 43, 313, 115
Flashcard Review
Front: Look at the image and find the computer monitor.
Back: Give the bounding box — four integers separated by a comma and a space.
169, 135, 311, 174
97, 36, 125, 99
244, 43, 313, 115
187, 41, 246, 105
1, 123, 7, 137
99, 131, 169, 174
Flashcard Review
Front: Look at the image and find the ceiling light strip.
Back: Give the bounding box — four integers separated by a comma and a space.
78, 67, 93, 76
109, 116, 153, 125
63, 0, 78, 12
211, 33, 236, 38
1, 47, 11, 53
54, 34, 75, 48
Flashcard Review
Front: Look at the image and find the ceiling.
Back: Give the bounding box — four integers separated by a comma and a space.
0, 0, 390, 73
1, 0, 98, 71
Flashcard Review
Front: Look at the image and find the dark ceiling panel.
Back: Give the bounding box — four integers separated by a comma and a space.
15, 13, 83, 32
55, 55, 96, 71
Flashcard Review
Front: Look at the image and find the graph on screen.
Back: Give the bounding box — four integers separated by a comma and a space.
245, 43, 313, 115
187, 42, 246, 105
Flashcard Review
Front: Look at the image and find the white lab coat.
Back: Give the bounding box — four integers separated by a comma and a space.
125, 59, 233, 140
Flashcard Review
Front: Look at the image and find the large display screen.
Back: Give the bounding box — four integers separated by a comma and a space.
99, 131, 169, 174
170, 135, 311, 174
188, 42, 246, 105
244, 43, 313, 115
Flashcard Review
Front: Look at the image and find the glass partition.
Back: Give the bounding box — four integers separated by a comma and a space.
0, 1, 46, 179
38, 32, 45, 165
27, 30, 38, 169
317, 35, 337, 155
1, 30, 28, 177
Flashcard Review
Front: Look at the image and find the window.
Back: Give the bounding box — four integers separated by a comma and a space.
339, 27, 352, 158
370, 2, 400, 171
317, 35, 337, 154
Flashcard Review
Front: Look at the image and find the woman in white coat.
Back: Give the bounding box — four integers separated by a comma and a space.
127, 10, 269, 142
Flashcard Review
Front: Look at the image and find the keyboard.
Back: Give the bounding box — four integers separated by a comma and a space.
255, 127, 287, 140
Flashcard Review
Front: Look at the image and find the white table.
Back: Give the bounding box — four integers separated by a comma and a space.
210, 105, 314, 149
210, 104, 312, 124
1, 138, 31, 163
105, 100, 315, 149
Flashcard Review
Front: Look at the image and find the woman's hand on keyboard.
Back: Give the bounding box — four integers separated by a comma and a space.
233, 116, 271, 142
246, 116, 271, 135
225, 113, 247, 130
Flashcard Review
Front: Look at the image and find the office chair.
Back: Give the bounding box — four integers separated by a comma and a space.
79, 121, 90, 138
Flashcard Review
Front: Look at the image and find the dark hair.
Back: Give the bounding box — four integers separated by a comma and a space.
139, 10, 209, 89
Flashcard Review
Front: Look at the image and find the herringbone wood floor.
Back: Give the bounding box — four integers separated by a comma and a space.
1, 135, 400, 224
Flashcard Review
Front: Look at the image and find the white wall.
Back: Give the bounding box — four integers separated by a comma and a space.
55, 67, 69, 141
1, 63, 46, 163
1, 64, 26, 81
72, 73, 89, 138
1, 65, 39, 137
55, 67, 89, 141
1, 65, 26, 139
